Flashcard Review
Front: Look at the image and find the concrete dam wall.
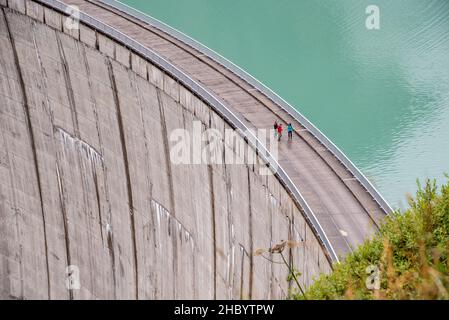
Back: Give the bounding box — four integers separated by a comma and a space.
0, 1, 331, 299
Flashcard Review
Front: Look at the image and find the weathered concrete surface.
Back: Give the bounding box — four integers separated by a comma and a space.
0, 2, 331, 299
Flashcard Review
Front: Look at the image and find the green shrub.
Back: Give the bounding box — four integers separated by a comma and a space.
294, 177, 449, 300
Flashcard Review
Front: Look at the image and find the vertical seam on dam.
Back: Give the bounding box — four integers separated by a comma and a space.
55, 34, 95, 299
156, 88, 179, 298
31, 17, 84, 299
288, 213, 294, 292
207, 164, 217, 299
3, 8, 51, 300
57, 34, 104, 259
269, 189, 274, 296
56, 35, 97, 259
246, 167, 254, 299
31, 18, 74, 299
55, 164, 73, 300
239, 246, 245, 300
0, 121, 24, 298
107, 59, 139, 299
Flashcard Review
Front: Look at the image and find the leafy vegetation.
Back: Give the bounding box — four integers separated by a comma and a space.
293, 177, 449, 300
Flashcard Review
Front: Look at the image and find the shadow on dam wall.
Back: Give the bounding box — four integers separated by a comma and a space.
0, 0, 331, 299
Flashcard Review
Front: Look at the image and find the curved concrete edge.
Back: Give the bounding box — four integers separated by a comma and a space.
21, 0, 340, 264
98, 0, 393, 215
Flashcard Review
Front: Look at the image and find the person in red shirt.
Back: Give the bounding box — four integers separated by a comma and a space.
277, 123, 283, 141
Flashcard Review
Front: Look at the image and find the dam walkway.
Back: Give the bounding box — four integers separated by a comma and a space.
41, 0, 391, 261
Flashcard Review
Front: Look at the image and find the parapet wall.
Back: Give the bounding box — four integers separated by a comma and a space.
0, 0, 331, 299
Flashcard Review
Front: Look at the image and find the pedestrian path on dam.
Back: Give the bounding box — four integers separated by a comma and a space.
57, 0, 391, 259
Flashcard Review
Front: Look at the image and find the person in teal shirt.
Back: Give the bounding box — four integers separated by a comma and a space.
287, 123, 293, 141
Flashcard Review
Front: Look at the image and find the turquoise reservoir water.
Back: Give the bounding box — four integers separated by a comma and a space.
122, 0, 449, 209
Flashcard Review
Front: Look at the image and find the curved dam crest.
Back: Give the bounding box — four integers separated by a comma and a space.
0, 0, 333, 299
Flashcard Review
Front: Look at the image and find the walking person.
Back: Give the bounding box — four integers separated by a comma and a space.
273, 121, 278, 139
287, 123, 293, 141
277, 123, 283, 141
